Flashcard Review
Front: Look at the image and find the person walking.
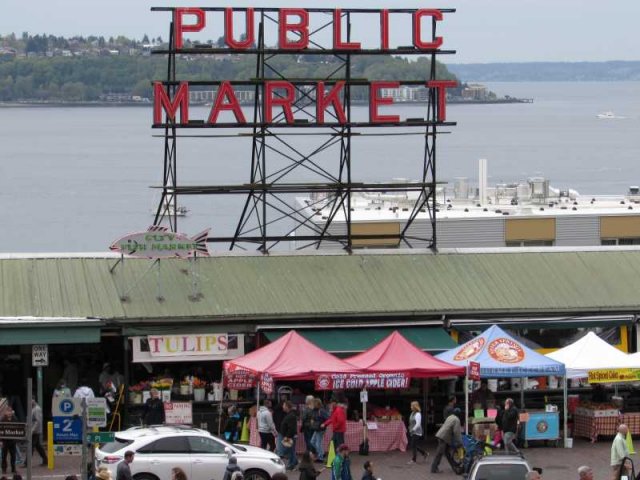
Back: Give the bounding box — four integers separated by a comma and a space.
615, 457, 635, 480
224, 406, 242, 442
443, 396, 457, 420
115, 451, 134, 480
96, 468, 113, 480
280, 401, 299, 471
361, 460, 375, 480
322, 400, 347, 449
501, 398, 520, 454
578, 465, 594, 480
298, 450, 324, 480
430, 408, 462, 474
30, 398, 48, 466
310, 398, 329, 462
526, 471, 542, 480
73, 379, 95, 400
331, 444, 353, 480
407, 401, 427, 464
258, 399, 277, 452
142, 388, 165, 426
222, 456, 243, 480
1, 408, 18, 474
171, 467, 188, 480
301, 396, 316, 453
611, 425, 630, 480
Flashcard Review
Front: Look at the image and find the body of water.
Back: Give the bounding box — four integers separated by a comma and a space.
1, 81, 639, 252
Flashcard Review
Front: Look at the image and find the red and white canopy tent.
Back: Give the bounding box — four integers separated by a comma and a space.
223, 330, 361, 390
346, 330, 466, 377
345, 330, 465, 434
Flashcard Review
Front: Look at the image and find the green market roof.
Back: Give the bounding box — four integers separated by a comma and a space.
1, 249, 640, 324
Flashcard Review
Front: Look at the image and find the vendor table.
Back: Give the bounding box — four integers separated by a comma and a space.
249, 418, 408, 453
573, 412, 640, 442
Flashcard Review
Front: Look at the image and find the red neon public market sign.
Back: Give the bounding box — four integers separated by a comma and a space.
153, 7, 457, 127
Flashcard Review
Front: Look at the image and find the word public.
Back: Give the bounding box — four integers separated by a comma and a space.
171, 7, 446, 51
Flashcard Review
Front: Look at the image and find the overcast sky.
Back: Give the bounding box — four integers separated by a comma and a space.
2, 0, 640, 63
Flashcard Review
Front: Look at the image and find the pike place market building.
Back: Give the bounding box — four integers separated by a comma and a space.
1, 247, 640, 429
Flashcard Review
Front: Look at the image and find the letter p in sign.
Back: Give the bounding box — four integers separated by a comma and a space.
60, 399, 74, 414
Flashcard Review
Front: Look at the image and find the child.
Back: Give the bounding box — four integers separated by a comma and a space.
361, 461, 375, 480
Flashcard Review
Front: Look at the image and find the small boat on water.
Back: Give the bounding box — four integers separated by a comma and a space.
597, 111, 624, 119
151, 203, 189, 217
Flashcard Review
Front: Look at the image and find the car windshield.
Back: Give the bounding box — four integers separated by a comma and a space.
476, 464, 529, 480
100, 438, 133, 454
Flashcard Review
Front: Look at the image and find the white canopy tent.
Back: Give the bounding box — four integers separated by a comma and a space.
546, 332, 640, 378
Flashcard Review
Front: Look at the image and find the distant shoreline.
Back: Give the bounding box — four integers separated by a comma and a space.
0, 98, 533, 108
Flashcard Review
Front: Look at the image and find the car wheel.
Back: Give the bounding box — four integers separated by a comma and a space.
133, 474, 159, 480
244, 469, 269, 480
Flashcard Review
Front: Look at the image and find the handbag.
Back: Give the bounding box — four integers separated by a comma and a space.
282, 437, 294, 448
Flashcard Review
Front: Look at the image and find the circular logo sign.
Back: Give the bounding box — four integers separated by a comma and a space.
453, 338, 485, 361
60, 399, 75, 414
316, 375, 331, 390
488, 338, 525, 364
536, 421, 548, 433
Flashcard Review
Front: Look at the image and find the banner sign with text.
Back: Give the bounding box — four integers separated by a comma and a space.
164, 402, 193, 424
224, 369, 259, 390
315, 372, 411, 390
588, 368, 640, 384
132, 333, 244, 362
468, 361, 481, 381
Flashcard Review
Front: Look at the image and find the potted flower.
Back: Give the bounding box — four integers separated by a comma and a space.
129, 384, 144, 404
192, 378, 207, 402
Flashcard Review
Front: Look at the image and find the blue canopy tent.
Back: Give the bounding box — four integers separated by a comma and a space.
436, 325, 568, 445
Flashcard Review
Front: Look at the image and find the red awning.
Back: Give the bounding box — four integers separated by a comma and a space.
346, 330, 465, 378
224, 330, 361, 381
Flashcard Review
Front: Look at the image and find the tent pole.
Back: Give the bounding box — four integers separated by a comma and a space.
256, 380, 261, 447
464, 364, 469, 435
563, 375, 568, 448
218, 370, 225, 436
520, 377, 525, 409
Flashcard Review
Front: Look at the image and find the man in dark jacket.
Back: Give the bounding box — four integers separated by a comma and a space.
280, 401, 299, 470
501, 398, 520, 454
142, 389, 165, 426
1, 407, 18, 474
116, 450, 134, 480
430, 409, 463, 474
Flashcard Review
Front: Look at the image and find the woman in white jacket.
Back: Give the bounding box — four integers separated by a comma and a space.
408, 401, 427, 464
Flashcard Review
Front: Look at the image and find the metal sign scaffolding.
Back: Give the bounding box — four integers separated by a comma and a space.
151, 7, 456, 252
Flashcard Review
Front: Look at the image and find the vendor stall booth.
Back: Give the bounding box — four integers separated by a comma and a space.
436, 325, 566, 446
223, 331, 375, 453
345, 331, 465, 452
547, 332, 640, 441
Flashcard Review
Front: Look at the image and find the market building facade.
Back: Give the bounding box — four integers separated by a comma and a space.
1, 247, 639, 434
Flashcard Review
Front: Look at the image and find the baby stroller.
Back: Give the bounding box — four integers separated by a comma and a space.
452, 434, 492, 476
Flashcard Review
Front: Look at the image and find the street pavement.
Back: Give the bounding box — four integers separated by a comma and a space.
17, 437, 622, 479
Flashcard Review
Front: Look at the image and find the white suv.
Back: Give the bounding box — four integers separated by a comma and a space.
467, 454, 532, 480
95, 425, 285, 480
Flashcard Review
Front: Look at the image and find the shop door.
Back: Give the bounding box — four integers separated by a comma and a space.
134, 436, 191, 479
187, 435, 229, 480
